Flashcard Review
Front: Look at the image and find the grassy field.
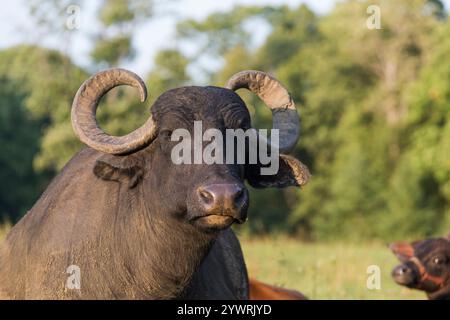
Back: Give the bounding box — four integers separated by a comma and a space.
0, 224, 424, 300
240, 237, 424, 300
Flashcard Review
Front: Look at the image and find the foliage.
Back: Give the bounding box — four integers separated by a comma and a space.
0, 77, 42, 222
146, 49, 191, 104
91, 0, 153, 66
0, 46, 86, 221
177, 6, 280, 58
1, 0, 449, 240
179, 0, 449, 240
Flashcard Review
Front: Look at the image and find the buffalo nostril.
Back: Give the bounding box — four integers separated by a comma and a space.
394, 265, 411, 276
198, 189, 214, 205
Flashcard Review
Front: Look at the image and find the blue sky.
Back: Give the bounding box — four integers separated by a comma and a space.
0, 0, 449, 78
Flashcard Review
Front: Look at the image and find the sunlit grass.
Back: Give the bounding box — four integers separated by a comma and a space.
240, 236, 425, 300
0, 222, 425, 299
0, 221, 11, 243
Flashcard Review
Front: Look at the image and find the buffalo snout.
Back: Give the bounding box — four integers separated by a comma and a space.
392, 263, 418, 287
192, 183, 249, 230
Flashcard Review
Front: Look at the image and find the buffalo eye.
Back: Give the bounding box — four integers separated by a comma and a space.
432, 256, 446, 265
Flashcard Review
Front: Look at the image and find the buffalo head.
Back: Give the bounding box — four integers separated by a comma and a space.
390, 233, 450, 299
71, 68, 310, 232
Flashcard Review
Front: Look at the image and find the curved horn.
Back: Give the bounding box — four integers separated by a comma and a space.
71, 68, 157, 155
226, 70, 300, 153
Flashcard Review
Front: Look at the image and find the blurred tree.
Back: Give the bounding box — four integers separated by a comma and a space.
3, 0, 448, 240
190, 0, 448, 239
91, 0, 153, 67
177, 6, 279, 58
146, 49, 190, 103
255, 4, 319, 71
177, 5, 287, 79
0, 77, 41, 222
388, 22, 450, 237
25, 0, 156, 68
0, 46, 87, 172
0, 46, 86, 221
286, 0, 446, 240
26, 0, 82, 38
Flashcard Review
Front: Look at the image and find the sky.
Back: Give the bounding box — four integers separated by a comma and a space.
0, 0, 449, 78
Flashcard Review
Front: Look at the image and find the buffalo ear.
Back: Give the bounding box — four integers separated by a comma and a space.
245, 154, 310, 188
389, 242, 415, 263
93, 154, 144, 189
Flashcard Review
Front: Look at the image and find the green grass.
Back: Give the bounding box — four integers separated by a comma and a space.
0, 223, 425, 299
240, 236, 425, 300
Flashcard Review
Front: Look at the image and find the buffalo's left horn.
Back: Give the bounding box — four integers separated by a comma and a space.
71, 68, 157, 155
226, 70, 300, 153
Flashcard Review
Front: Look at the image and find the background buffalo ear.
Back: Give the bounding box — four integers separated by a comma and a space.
245, 154, 311, 188
93, 154, 144, 188
389, 242, 414, 262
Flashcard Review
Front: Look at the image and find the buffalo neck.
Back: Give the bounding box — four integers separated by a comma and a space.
115, 182, 218, 299
88, 147, 219, 299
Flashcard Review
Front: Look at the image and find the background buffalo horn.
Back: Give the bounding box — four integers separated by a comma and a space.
71, 68, 157, 155
226, 70, 300, 153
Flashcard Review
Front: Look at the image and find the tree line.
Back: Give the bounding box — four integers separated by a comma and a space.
0, 0, 449, 241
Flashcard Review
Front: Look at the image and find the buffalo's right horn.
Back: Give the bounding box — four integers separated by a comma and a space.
71, 68, 157, 155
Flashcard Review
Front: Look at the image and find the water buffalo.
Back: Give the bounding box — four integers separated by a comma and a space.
0, 69, 310, 299
248, 278, 307, 300
390, 233, 450, 300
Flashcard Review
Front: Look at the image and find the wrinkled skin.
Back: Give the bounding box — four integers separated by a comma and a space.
0, 86, 308, 299
391, 234, 450, 300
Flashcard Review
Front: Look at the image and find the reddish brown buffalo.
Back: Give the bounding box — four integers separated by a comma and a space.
249, 278, 307, 300
391, 233, 450, 300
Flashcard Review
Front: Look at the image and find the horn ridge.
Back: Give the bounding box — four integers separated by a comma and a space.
71, 68, 157, 155
226, 70, 300, 153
